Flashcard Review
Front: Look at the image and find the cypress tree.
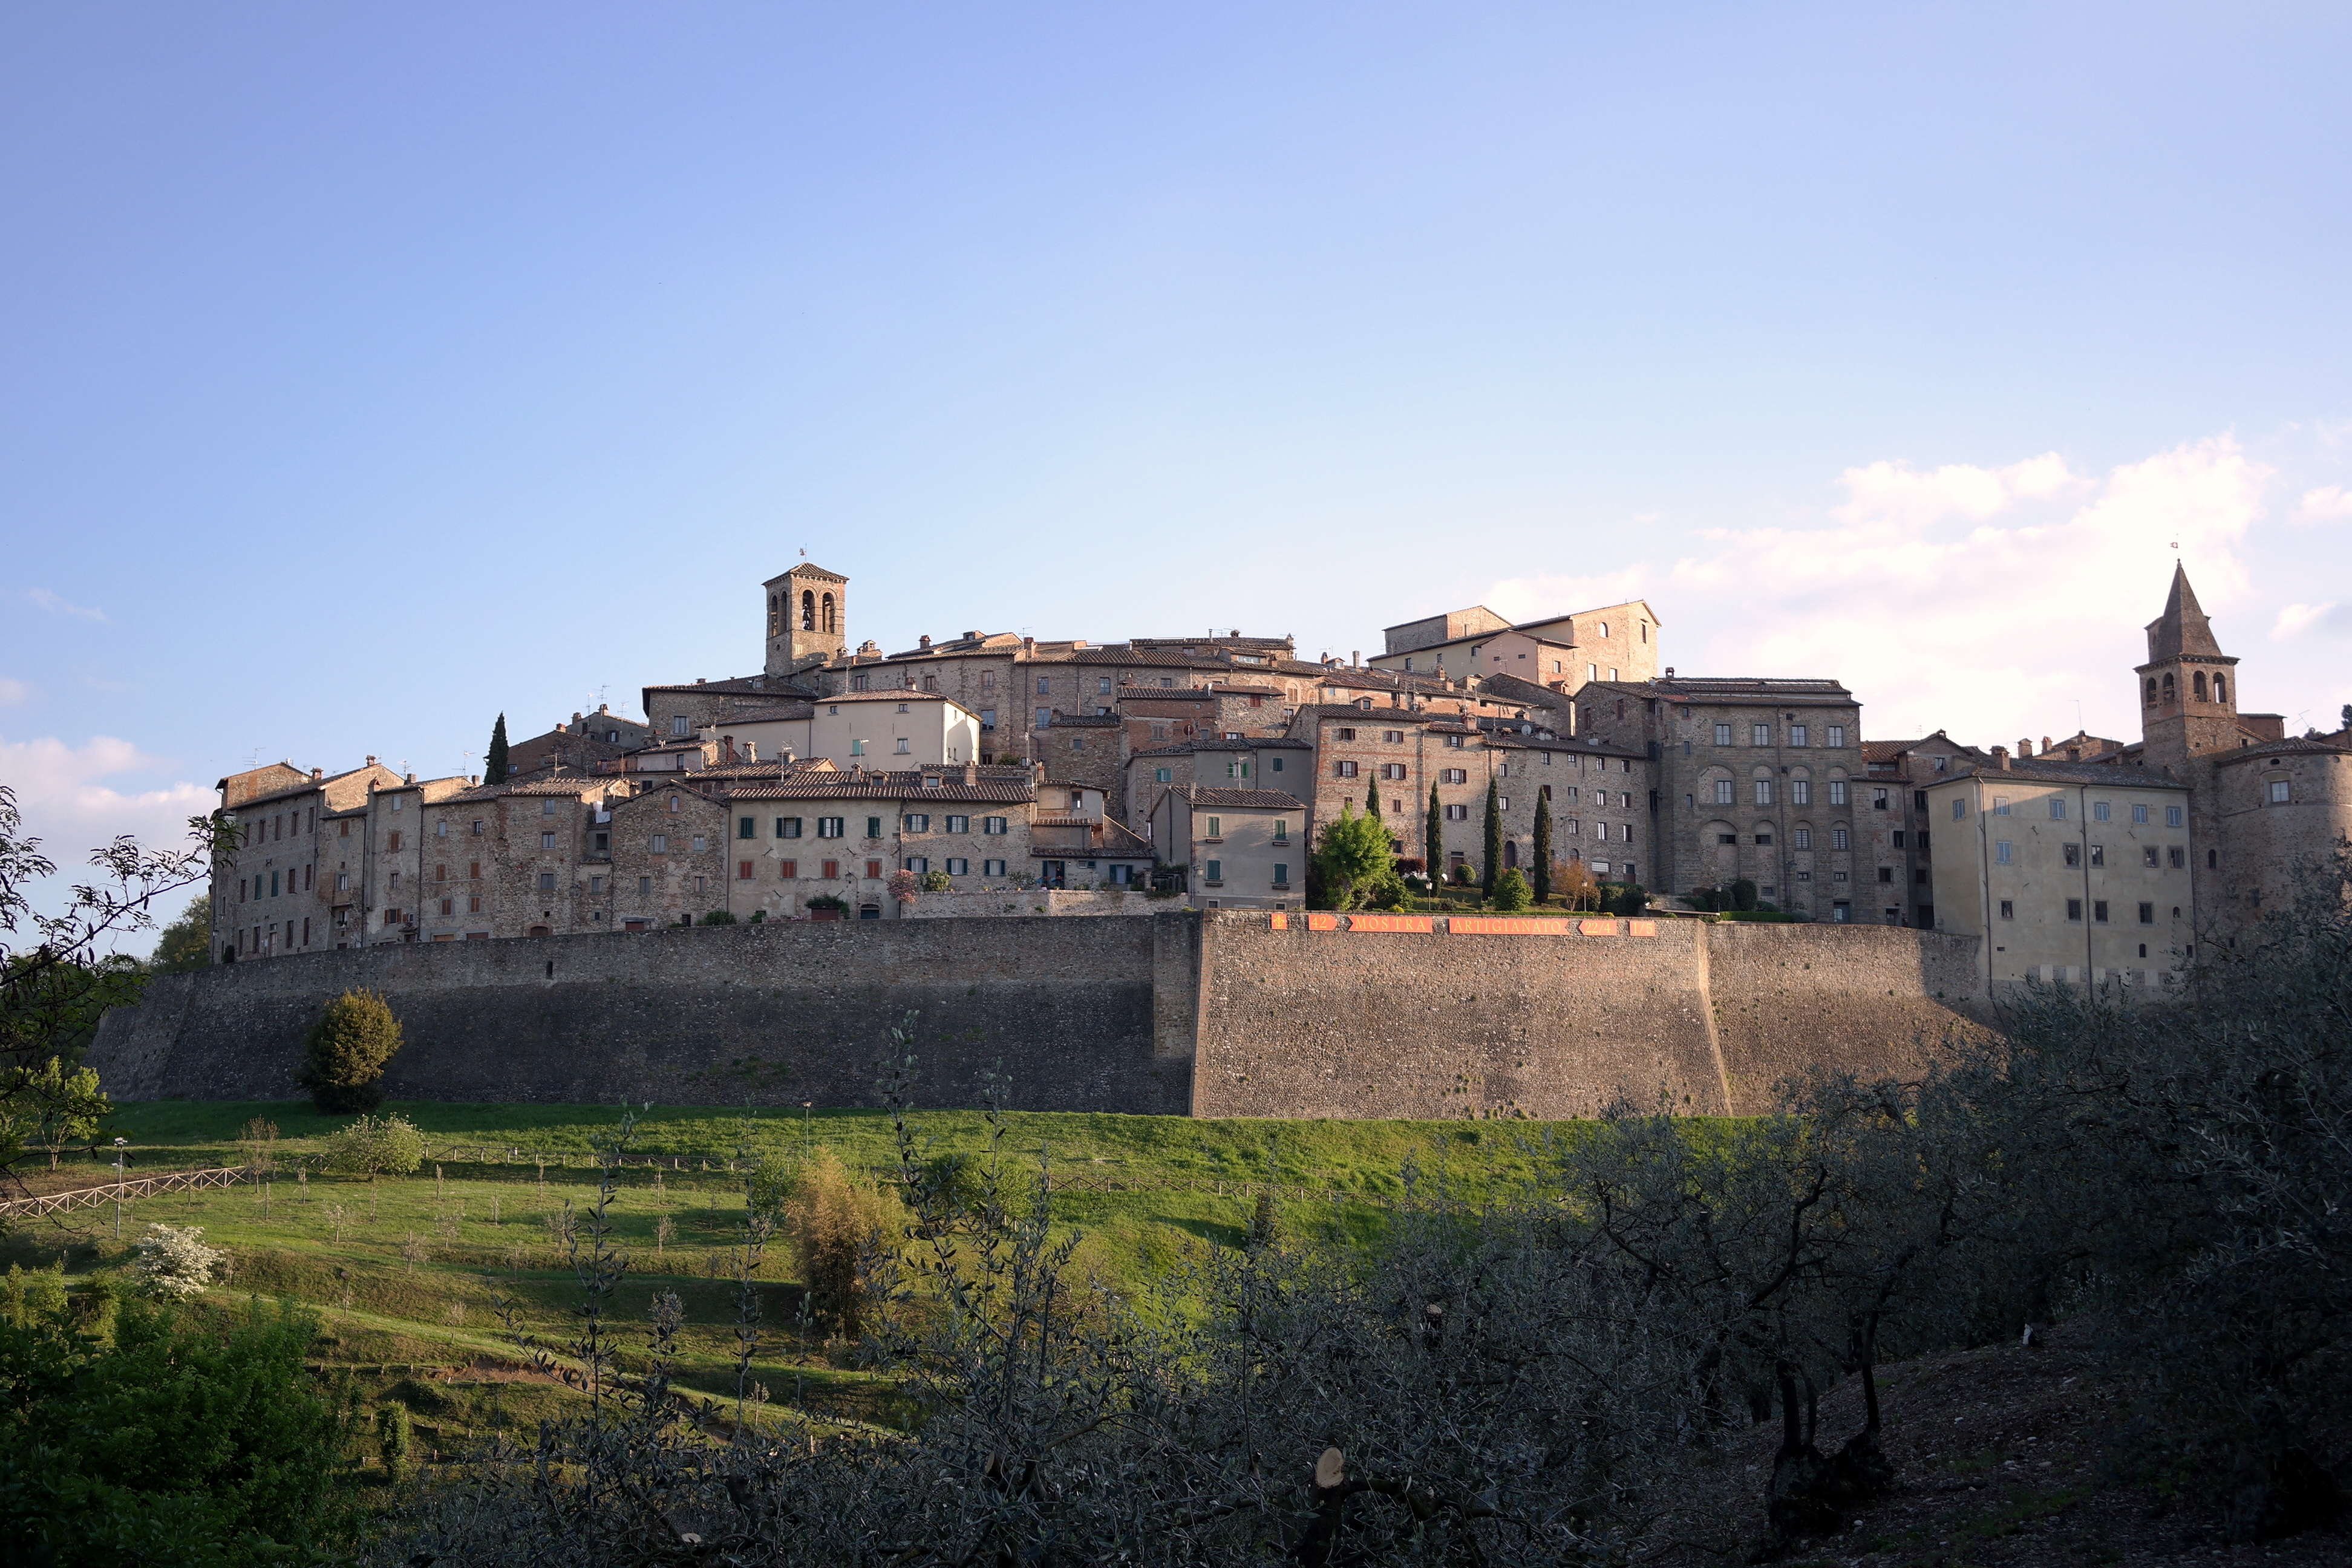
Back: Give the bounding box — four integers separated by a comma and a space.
1532, 786, 1553, 904
485, 713, 510, 785
1425, 783, 1443, 882
1481, 779, 1501, 897
1365, 777, 1381, 819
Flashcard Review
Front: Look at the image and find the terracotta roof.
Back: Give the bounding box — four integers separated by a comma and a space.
1168, 785, 1308, 810
1044, 711, 1122, 727
442, 777, 624, 804
763, 562, 849, 584
1128, 739, 1314, 757
714, 769, 1038, 803
2212, 734, 2352, 763
642, 673, 818, 698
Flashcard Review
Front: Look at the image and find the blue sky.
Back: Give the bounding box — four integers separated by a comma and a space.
4, 4, 2348, 911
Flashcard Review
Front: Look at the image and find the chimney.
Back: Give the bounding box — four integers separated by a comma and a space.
469, 776, 479, 786
919, 634, 932, 648
2017, 737, 2032, 757
2041, 735, 2052, 754
1351, 650, 1360, 667
1992, 746, 2011, 769
1022, 636, 1035, 653
310, 767, 322, 780
405, 773, 416, 785
963, 761, 978, 786
365, 754, 377, 766
964, 630, 981, 641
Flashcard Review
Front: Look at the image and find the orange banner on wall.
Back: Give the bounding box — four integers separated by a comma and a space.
1269, 912, 1288, 930
1579, 919, 1622, 936
1347, 913, 1436, 933
1305, 913, 1342, 931
1448, 916, 1574, 935
1627, 920, 1658, 937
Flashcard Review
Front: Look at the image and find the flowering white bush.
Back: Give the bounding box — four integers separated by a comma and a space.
131, 1223, 224, 1298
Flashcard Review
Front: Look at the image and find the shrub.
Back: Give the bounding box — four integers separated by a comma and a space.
748, 909, 766, 923
2, 1261, 68, 1327
784, 1149, 897, 1336
376, 1400, 414, 1482
324, 1113, 427, 1183
1491, 869, 1532, 912
921, 869, 952, 892
700, 908, 738, 926
130, 1223, 223, 1299
0, 1296, 353, 1564
805, 893, 849, 914
1601, 881, 1650, 915
297, 988, 402, 1113
1248, 1191, 1281, 1248
1728, 877, 1759, 912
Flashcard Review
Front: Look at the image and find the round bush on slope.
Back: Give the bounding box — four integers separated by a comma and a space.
298, 988, 402, 1113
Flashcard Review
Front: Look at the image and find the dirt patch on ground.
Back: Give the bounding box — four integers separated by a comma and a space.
1661, 1322, 2345, 1567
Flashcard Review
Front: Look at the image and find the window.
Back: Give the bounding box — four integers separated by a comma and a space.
1870, 788, 1889, 811
1754, 781, 1773, 805
1036, 709, 1050, 727
1892, 831, 1906, 848
738, 860, 754, 880
650, 833, 669, 853
1443, 768, 1468, 785
2093, 900, 2109, 923
778, 817, 802, 838
2089, 844, 2105, 867
1225, 760, 1249, 779
1993, 796, 2010, 816
1828, 780, 1849, 806
776, 859, 797, 878
1273, 820, 1288, 843
1333, 727, 1357, 742
865, 817, 884, 838
638, 876, 652, 895
1793, 828, 1811, 849
1445, 804, 1471, 821
1754, 832, 1773, 846
387, 831, 402, 852
672, 716, 690, 736
2094, 801, 2111, 822
691, 835, 707, 852
2270, 780, 2291, 803
2167, 805, 2184, 828
904, 857, 929, 874
469, 895, 483, 913
1996, 841, 2013, 864
864, 860, 882, 879
1826, 725, 1846, 748
984, 859, 1005, 876
1790, 724, 1808, 746
1204, 860, 1222, 881
1499, 795, 1511, 811
945, 814, 969, 833
1382, 730, 1403, 743
1878, 866, 1893, 883
2050, 799, 2067, 820
2143, 846, 2160, 869
1154, 767, 1172, 783
1097, 677, 1112, 694
435, 863, 448, 882
538, 872, 557, 892
820, 860, 838, 879
436, 820, 449, 838
1791, 780, 1811, 805
817, 817, 844, 838
984, 817, 1008, 835
668, 795, 683, 813
1273, 863, 1290, 886
1751, 724, 1771, 746
2063, 843, 2081, 867
895, 738, 910, 754
1714, 722, 1733, 745
1713, 779, 1734, 805
2209, 849, 2218, 869
2138, 901, 2156, 926
1333, 760, 1358, 779
1831, 827, 1851, 850
1034, 676, 1052, 696
1204, 817, 1222, 838
540, 832, 557, 849
335, 872, 350, 892
2169, 846, 2186, 869
738, 817, 757, 839
1380, 763, 1408, 780
903, 813, 930, 832
2067, 898, 2083, 921
471, 819, 484, 835
1999, 900, 2014, 920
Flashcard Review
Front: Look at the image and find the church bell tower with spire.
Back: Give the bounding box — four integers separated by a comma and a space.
2135, 564, 2241, 774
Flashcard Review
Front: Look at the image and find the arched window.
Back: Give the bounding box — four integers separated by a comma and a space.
822, 593, 836, 634
2162, 672, 2175, 701
2213, 675, 2227, 704
2193, 671, 2207, 701
2145, 678, 2157, 705
768, 593, 779, 633
801, 590, 815, 631
1596, 621, 1609, 639
1503, 841, 1519, 869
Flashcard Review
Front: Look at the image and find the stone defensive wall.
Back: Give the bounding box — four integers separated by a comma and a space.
90, 913, 1989, 1119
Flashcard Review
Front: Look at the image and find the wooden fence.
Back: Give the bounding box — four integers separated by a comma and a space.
0, 1165, 252, 1220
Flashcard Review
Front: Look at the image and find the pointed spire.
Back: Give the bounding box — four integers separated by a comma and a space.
2145, 563, 2223, 661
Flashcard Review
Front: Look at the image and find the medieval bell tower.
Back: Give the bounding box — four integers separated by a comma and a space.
2135, 564, 2241, 773
763, 563, 849, 676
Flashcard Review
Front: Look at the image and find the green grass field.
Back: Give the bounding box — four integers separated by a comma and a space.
7, 1100, 1673, 1456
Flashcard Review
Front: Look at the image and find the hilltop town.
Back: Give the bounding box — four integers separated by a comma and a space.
209, 561, 2351, 997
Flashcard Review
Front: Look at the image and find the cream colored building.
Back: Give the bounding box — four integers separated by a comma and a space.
1148, 785, 1307, 910
707, 691, 983, 769
1369, 599, 1662, 691
1924, 754, 2197, 999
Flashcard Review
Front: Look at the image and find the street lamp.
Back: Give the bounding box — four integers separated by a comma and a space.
112, 1137, 129, 1241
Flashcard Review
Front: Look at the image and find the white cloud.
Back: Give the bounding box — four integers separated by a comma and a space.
0, 678, 33, 708
2294, 485, 2352, 524
1, 734, 214, 927
1478, 436, 2275, 746
24, 587, 106, 621
2273, 601, 2352, 641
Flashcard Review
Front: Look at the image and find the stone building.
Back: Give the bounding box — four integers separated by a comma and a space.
1572, 676, 1868, 920
1368, 599, 1662, 691
1857, 732, 1988, 929
506, 706, 653, 778
211, 758, 403, 960
1924, 754, 2197, 997
1148, 785, 1308, 910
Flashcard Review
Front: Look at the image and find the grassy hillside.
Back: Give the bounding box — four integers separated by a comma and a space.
7, 1100, 1670, 1459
